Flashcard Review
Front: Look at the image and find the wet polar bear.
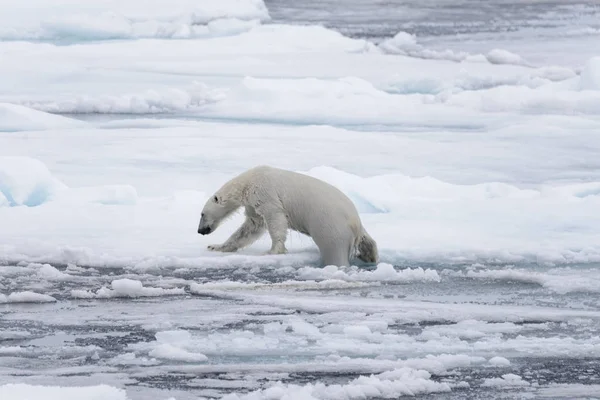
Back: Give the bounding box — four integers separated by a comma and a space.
197, 166, 378, 267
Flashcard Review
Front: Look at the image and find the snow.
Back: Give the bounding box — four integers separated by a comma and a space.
0, 383, 128, 400
1, 153, 599, 267
58, 185, 139, 206
0, 103, 87, 132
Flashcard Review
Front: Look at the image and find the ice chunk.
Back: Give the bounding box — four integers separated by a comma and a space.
106, 352, 159, 366
70, 290, 96, 299
379, 31, 470, 62
297, 264, 441, 284
420, 320, 522, 341
482, 373, 531, 388
380, 31, 529, 67
378, 31, 419, 53
189, 279, 369, 293
0, 156, 140, 207
36, 264, 72, 281
290, 319, 322, 338
71, 279, 185, 299
0, 156, 67, 207
142, 330, 209, 363
0, 291, 57, 303
110, 278, 144, 295
0, 103, 86, 132
220, 367, 451, 399
485, 49, 527, 66
489, 356, 511, 366
149, 343, 208, 362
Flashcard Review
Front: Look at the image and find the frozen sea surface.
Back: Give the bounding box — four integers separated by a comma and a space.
266, 0, 600, 66
1, 0, 600, 399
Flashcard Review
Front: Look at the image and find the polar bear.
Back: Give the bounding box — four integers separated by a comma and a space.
197, 165, 378, 267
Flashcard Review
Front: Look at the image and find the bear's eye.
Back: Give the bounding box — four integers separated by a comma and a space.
213, 195, 219, 203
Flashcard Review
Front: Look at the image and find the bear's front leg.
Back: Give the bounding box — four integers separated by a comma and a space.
263, 211, 288, 255
207, 208, 266, 253
207, 243, 238, 252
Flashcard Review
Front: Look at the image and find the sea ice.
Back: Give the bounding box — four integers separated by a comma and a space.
482, 373, 531, 388
0, 1, 599, 398
579, 56, 600, 90
0, 383, 128, 400
489, 356, 511, 367
297, 264, 441, 283
0, 103, 87, 132
71, 278, 185, 299
0, 291, 57, 303
0, 156, 67, 207
220, 367, 451, 400
0, 0, 270, 41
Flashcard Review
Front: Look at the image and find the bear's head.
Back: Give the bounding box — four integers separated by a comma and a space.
197, 191, 239, 235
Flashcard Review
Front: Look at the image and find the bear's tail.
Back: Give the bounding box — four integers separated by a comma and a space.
356, 229, 379, 264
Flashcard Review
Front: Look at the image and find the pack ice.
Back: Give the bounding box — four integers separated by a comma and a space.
2, 0, 600, 399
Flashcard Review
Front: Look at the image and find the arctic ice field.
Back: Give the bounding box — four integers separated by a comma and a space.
2, 0, 600, 399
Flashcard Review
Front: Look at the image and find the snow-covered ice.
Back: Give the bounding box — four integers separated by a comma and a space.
0, 0, 270, 41
1, 0, 600, 399
0, 291, 56, 304
0, 103, 88, 132
71, 278, 185, 299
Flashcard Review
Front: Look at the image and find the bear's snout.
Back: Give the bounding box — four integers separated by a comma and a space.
198, 226, 212, 235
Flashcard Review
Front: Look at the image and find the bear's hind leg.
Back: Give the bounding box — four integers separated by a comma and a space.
319, 247, 350, 267
263, 210, 288, 255
314, 233, 352, 267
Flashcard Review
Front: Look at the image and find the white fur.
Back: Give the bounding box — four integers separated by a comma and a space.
197, 166, 379, 267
